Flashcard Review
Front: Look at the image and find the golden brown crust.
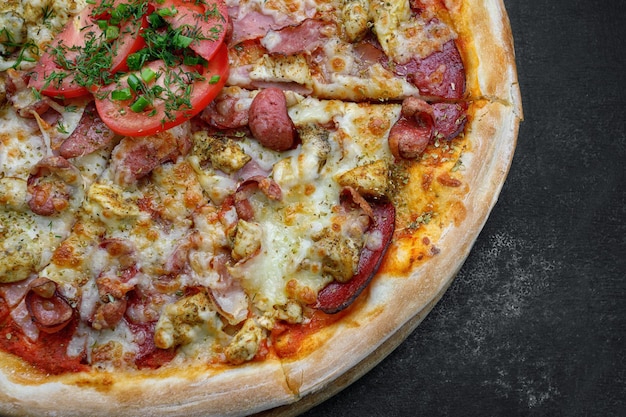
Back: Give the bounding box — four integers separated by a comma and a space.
0, 0, 521, 415
454, 0, 523, 117
0, 356, 295, 417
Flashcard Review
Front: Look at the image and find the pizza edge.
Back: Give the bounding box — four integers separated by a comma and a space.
0, 0, 522, 416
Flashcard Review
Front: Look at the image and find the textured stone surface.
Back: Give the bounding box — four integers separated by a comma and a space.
301, 0, 626, 415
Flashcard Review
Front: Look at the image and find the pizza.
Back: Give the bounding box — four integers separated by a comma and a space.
0, 0, 521, 415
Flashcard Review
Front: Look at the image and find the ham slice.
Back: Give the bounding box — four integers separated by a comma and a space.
261, 19, 334, 55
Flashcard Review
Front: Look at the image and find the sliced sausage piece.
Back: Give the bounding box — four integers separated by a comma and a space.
25, 278, 73, 334
388, 97, 435, 160
27, 156, 83, 216
248, 88, 295, 151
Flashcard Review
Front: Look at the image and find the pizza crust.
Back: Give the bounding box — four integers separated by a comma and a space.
0, 356, 295, 417
454, 0, 523, 117
0, 0, 521, 415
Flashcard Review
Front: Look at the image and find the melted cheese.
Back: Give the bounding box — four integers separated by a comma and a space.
0, 0, 469, 370
229, 99, 398, 313
0, 107, 86, 283
371, 0, 456, 63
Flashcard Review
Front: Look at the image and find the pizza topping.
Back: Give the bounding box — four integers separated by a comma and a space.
341, 0, 370, 42
261, 19, 334, 55
233, 175, 283, 221
110, 122, 191, 185
336, 159, 390, 199
93, 47, 229, 136
0, 0, 476, 378
192, 131, 251, 174
24, 0, 230, 136
388, 97, 435, 159
393, 40, 465, 99
227, 0, 315, 46
224, 318, 264, 365
199, 86, 251, 129
0, 177, 29, 212
433, 101, 468, 140
371, 0, 455, 64
153, 290, 222, 350
58, 102, 118, 159
24, 277, 73, 334
314, 201, 395, 313
231, 219, 263, 262
248, 87, 296, 151
26, 155, 84, 216
5, 68, 52, 117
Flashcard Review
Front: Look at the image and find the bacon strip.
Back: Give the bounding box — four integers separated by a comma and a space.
261, 19, 334, 55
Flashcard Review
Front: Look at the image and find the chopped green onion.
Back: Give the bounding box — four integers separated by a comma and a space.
148, 12, 166, 28
173, 33, 193, 49
127, 73, 141, 91
127, 50, 149, 71
105, 26, 120, 41
85, 0, 96, 4
141, 67, 156, 82
111, 88, 132, 101
209, 75, 220, 85
183, 55, 200, 66
157, 6, 177, 17
110, 4, 129, 25
130, 95, 150, 112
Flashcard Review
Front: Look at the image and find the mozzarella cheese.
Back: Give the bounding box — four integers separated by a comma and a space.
0, 0, 469, 371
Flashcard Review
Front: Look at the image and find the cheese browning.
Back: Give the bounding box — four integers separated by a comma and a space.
0, 0, 471, 374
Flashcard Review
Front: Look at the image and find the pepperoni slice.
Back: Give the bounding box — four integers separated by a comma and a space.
393, 40, 466, 100
314, 201, 396, 314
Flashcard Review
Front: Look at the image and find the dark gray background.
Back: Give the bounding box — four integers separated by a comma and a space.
301, 0, 626, 415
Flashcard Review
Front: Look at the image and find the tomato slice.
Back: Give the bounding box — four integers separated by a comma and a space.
94, 43, 229, 136
28, 7, 94, 98
109, 14, 150, 73
153, 0, 229, 62
28, 4, 148, 98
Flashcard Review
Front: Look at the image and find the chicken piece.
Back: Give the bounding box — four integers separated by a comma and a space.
231, 220, 263, 262
154, 291, 221, 349
192, 131, 251, 174
336, 159, 389, 199
224, 318, 264, 365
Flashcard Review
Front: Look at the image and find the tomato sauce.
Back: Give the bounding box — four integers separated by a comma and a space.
0, 311, 87, 375
271, 309, 352, 358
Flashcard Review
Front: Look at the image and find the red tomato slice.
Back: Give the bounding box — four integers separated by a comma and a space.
28, 7, 93, 98
28, 5, 148, 98
90, 0, 151, 73
94, 43, 229, 137
153, 0, 229, 62
109, 15, 150, 73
